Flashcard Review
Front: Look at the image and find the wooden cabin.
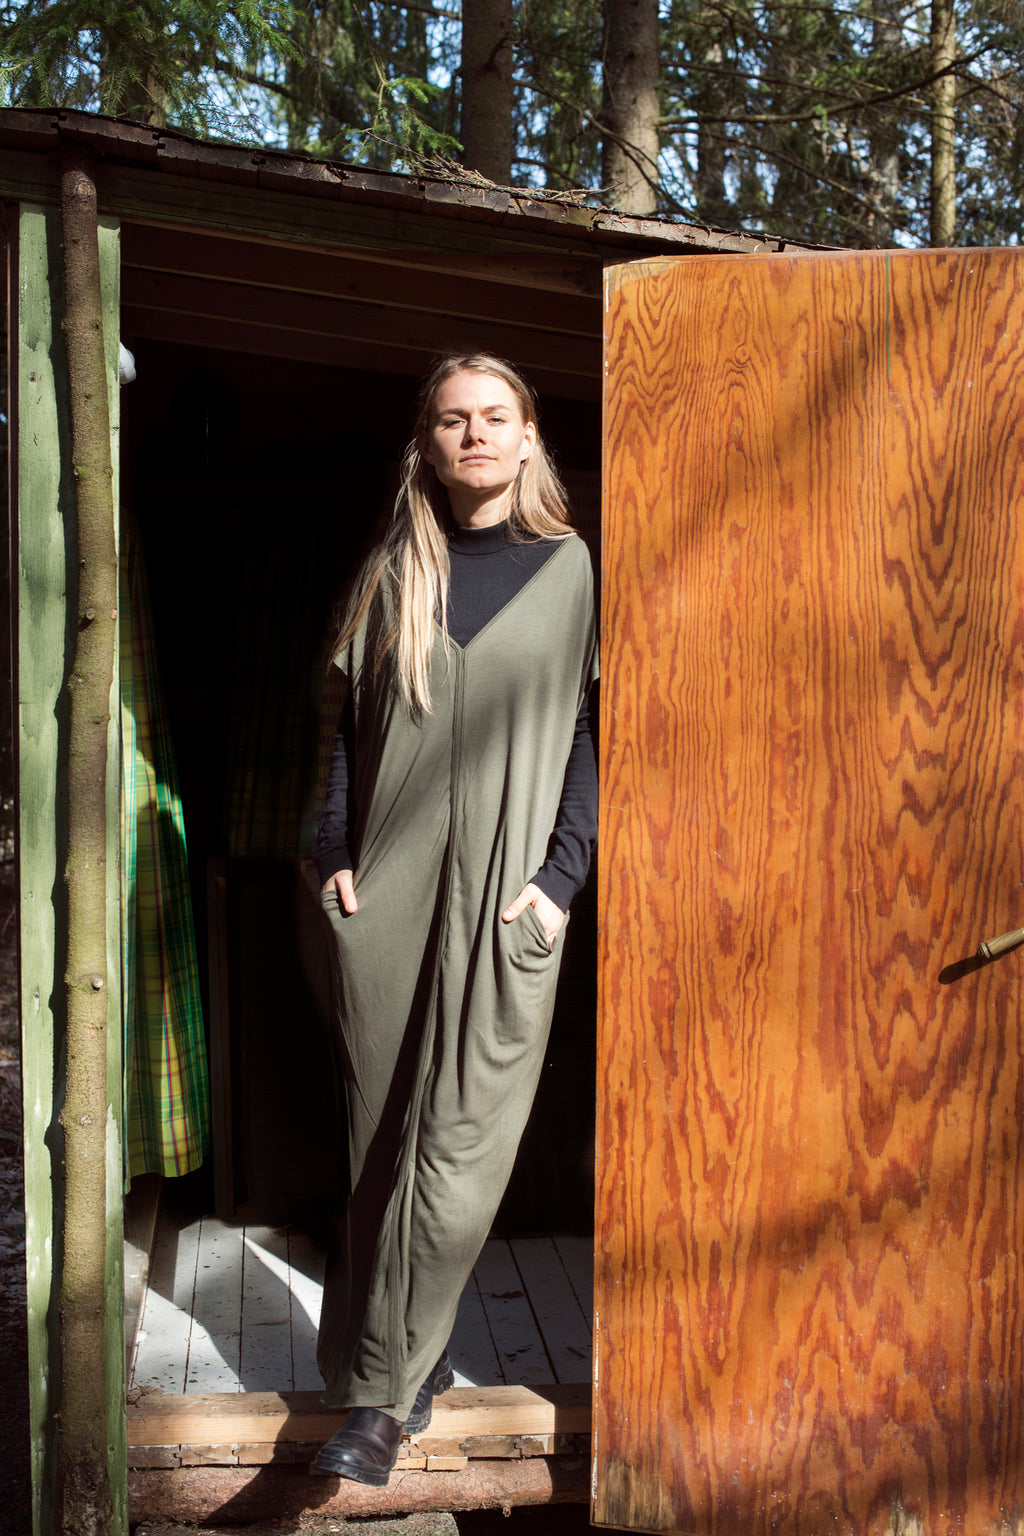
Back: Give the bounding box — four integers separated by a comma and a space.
3, 107, 794, 1534
8, 107, 1024, 1536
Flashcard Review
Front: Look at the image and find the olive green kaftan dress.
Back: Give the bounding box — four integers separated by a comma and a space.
316, 533, 598, 1419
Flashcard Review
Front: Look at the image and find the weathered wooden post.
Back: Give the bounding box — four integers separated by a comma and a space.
15, 143, 125, 1536
54, 140, 121, 1536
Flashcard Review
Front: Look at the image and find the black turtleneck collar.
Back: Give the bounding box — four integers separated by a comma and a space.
444, 517, 563, 648
446, 517, 521, 556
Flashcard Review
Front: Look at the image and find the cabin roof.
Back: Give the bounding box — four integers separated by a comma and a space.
0, 107, 804, 259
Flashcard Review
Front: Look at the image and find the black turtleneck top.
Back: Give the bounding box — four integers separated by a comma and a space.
315, 520, 598, 910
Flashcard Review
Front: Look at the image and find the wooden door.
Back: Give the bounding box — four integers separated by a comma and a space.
596, 248, 1024, 1535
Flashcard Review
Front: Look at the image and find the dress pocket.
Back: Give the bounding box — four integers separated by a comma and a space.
318, 886, 359, 940
512, 899, 568, 962
521, 900, 556, 954
494, 902, 567, 1049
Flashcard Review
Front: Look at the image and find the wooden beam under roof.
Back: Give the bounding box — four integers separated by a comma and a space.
120, 267, 601, 382
119, 215, 607, 298
0, 141, 742, 269
120, 222, 601, 334
119, 307, 601, 402
100, 163, 657, 270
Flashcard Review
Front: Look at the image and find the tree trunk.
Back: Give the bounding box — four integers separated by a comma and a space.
867, 0, 901, 244
601, 0, 659, 215
930, 0, 956, 245
695, 36, 729, 226
461, 0, 514, 182
56, 141, 118, 1536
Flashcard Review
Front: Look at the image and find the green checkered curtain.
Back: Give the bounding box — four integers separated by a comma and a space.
121, 529, 209, 1181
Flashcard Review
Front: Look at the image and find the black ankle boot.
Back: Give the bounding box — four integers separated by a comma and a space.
312, 1407, 405, 1485
403, 1349, 456, 1436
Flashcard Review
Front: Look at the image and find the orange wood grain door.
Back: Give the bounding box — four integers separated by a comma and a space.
596, 248, 1024, 1536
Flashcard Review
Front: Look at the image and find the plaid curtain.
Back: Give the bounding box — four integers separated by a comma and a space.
121, 528, 209, 1181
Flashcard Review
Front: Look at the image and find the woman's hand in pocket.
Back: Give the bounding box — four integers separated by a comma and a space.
501, 883, 564, 945
322, 868, 358, 914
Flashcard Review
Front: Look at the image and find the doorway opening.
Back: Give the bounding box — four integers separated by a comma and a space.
120, 290, 601, 1467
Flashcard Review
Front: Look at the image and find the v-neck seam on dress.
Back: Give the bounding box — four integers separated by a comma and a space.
441, 535, 574, 654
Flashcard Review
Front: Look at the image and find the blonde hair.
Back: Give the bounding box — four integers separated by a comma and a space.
336, 352, 574, 712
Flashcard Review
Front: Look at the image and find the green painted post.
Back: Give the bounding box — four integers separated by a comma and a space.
100, 209, 126, 1536
98, 201, 127, 1536
16, 201, 125, 1536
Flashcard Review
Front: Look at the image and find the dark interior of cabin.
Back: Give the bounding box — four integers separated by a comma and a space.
119, 317, 602, 1252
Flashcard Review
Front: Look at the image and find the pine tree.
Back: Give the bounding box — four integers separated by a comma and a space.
2, 1, 1022, 248
601, 0, 660, 212
0, 0, 299, 139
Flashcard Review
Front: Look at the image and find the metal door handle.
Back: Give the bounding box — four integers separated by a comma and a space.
978, 928, 1024, 962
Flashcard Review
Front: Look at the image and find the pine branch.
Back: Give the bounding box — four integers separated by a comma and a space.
510, 70, 660, 186
659, 49, 988, 131
210, 53, 305, 106
383, 0, 460, 17
718, 126, 898, 225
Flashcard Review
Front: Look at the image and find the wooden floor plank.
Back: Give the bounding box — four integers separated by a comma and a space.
132, 1207, 593, 1403
552, 1234, 593, 1327
509, 1237, 591, 1384
470, 1241, 551, 1385
132, 1214, 200, 1393
124, 1174, 162, 1378
187, 1216, 244, 1391
240, 1226, 296, 1390
286, 1229, 326, 1391
451, 1263, 504, 1387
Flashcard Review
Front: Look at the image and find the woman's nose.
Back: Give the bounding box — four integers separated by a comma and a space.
463, 415, 486, 443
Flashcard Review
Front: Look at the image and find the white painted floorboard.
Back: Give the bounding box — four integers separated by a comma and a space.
131, 1210, 593, 1394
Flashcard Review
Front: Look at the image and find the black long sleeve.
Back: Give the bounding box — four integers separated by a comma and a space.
314, 690, 356, 887
529, 688, 598, 910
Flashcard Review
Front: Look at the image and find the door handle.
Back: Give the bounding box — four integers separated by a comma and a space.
978, 927, 1024, 962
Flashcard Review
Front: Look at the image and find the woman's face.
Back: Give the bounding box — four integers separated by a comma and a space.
423, 370, 536, 523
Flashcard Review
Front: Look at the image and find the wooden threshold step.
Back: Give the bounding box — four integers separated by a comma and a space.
129, 1435, 590, 1471
128, 1453, 592, 1524
128, 1382, 591, 1449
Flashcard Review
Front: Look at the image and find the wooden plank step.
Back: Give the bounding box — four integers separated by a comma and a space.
127, 1382, 590, 1448
128, 1435, 589, 1469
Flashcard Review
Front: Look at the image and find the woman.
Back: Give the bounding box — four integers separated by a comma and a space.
312, 352, 598, 1486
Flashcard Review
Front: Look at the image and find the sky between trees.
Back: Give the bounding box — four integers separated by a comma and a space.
1, 0, 1022, 248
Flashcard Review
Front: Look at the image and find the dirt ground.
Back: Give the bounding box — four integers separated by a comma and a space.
134, 1513, 598, 1535
133, 1513, 598, 1535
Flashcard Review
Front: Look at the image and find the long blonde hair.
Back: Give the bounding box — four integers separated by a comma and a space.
336, 352, 574, 712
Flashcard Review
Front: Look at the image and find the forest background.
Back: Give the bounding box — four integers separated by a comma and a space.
0, 0, 1022, 252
